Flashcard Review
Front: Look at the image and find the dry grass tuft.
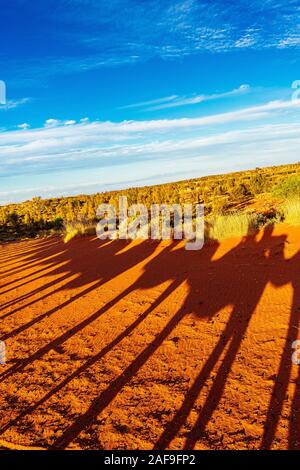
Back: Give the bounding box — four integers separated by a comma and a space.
282, 198, 300, 226
207, 212, 257, 241
63, 221, 95, 243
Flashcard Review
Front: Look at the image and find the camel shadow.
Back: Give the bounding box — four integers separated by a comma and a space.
48, 226, 287, 449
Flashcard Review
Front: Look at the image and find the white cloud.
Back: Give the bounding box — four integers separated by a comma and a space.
1, 97, 300, 203
45, 118, 76, 127
2, 98, 300, 149
18, 123, 30, 130
0, 98, 299, 160
45, 118, 61, 127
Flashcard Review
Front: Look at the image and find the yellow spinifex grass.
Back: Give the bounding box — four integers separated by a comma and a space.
208, 212, 257, 241
282, 198, 300, 226
63, 221, 95, 243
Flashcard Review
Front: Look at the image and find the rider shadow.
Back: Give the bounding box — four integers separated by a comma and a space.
154, 225, 288, 449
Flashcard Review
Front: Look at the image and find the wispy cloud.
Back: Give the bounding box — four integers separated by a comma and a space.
278, 35, 300, 49
119, 85, 250, 112
145, 85, 251, 111
119, 95, 179, 110
69, 1, 300, 59
0, 97, 30, 110
2, 1, 300, 81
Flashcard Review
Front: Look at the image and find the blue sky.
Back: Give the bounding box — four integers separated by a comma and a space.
0, 0, 300, 204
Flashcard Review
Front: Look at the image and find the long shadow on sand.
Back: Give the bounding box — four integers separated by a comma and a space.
1, 227, 299, 450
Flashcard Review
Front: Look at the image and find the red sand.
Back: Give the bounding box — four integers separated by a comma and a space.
0, 225, 300, 450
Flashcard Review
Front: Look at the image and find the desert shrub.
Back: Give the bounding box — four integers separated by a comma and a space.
51, 217, 64, 230
7, 212, 19, 227
213, 184, 225, 197
281, 198, 300, 225
272, 176, 300, 198
254, 208, 282, 227
248, 172, 269, 194
208, 212, 257, 241
210, 196, 229, 214
231, 182, 252, 199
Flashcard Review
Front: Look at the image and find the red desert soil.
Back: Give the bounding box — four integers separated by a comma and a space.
0, 225, 300, 450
